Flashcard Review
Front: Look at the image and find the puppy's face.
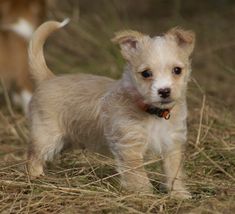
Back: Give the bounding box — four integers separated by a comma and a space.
113, 28, 195, 108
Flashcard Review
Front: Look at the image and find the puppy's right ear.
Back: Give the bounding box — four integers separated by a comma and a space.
112, 30, 145, 60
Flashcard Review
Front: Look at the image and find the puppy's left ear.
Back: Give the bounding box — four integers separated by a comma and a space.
167, 27, 195, 56
112, 30, 146, 60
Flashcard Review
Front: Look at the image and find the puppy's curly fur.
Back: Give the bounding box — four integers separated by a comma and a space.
28, 20, 195, 199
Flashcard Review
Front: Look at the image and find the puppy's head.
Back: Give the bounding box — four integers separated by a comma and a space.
112, 27, 195, 108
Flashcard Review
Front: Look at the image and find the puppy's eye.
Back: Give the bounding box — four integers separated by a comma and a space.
173, 67, 182, 75
141, 70, 152, 78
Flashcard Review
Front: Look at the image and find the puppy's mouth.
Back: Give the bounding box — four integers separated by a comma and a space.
153, 99, 175, 108
160, 100, 173, 105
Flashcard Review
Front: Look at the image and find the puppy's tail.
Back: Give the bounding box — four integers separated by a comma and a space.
28, 19, 70, 85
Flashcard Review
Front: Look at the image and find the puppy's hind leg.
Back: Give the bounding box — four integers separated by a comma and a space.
27, 123, 64, 178
28, 142, 45, 178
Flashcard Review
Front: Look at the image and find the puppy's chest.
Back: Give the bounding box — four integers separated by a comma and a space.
146, 117, 185, 153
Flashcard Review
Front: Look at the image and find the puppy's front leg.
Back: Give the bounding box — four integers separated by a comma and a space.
163, 145, 191, 199
112, 142, 152, 193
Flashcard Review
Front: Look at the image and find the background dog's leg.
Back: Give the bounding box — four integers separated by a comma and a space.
20, 90, 32, 114
17, 67, 33, 114
163, 146, 191, 199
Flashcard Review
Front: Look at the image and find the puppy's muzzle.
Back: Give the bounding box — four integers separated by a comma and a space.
158, 88, 171, 99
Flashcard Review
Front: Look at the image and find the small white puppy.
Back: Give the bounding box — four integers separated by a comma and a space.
27, 20, 195, 199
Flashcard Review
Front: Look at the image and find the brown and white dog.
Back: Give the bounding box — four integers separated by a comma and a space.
0, 0, 46, 113
28, 20, 195, 199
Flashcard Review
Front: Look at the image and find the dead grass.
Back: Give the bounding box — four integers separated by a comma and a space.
0, 1, 234, 213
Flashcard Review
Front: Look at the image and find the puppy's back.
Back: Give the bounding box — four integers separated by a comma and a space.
30, 73, 115, 152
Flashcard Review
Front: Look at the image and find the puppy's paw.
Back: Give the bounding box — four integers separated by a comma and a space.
138, 184, 154, 194
121, 180, 153, 194
170, 189, 192, 200
27, 163, 45, 179
28, 169, 45, 179
30, 171, 45, 179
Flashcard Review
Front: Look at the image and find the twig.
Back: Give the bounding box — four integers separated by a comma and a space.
175, 200, 183, 214
0, 78, 28, 143
0, 78, 15, 117
189, 142, 235, 182
191, 77, 204, 94
196, 95, 206, 145
0, 161, 27, 171
82, 153, 99, 180
82, 158, 162, 188
0, 179, 117, 196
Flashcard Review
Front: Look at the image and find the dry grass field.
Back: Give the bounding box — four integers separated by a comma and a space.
0, 1, 234, 213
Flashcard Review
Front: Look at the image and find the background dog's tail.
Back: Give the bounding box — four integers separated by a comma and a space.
28, 19, 70, 84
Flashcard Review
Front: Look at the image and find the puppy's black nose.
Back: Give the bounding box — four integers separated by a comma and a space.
158, 88, 171, 98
